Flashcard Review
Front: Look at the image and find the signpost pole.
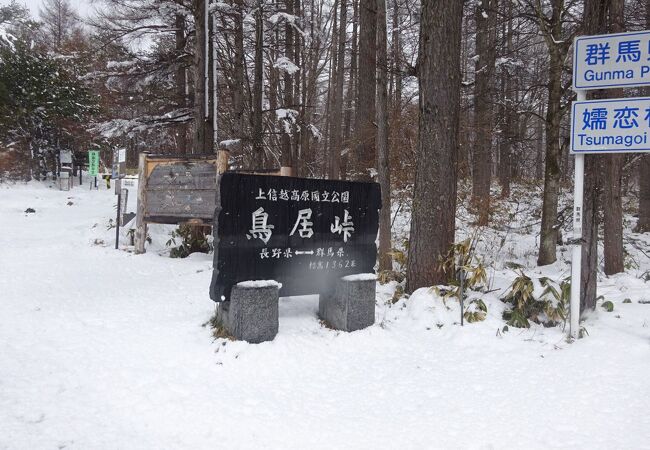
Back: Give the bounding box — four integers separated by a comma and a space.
570, 90, 587, 339
134, 152, 148, 254
115, 190, 121, 250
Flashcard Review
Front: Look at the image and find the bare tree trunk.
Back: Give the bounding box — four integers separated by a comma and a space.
406, 0, 463, 292
376, 0, 392, 271
280, 1, 295, 175
342, 0, 359, 179
581, 0, 610, 314
498, 0, 513, 198
639, 0, 650, 234
637, 1, 650, 235
323, 0, 339, 175
252, 0, 266, 168
390, 0, 401, 110
353, 0, 377, 180
233, 0, 246, 144
472, 0, 497, 225
538, 0, 568, 266
193, 0, 215, 154
535, 103, 544, 180
174, 14, 188, 154
327, 0, 347, 179
603, 0, 625, 275
637, 154, 650, 232
293, 0, 302, 168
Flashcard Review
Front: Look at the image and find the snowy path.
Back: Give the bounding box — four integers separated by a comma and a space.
1, 182, 649, 449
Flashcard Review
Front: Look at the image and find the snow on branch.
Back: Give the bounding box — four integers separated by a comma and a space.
92, 109, 192, 138
273, 56, 299, 75
0, 26, 16, 50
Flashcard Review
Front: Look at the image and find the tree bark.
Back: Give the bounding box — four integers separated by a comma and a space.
581, 0, 610, 314
406, 0, 463, 292
635, 0, 650, 234
342, 0, 359, 179
233, 0, 246, 145
376, 0, 392, 271
327, 0, 347, 180
637, 155, 650, 232
353, 0, 377, 180
472, 0, 497, 225
537, 0, 568, 266
174, 14, 188, 154
252, 0, 266, 168
603, 0, 625, 275
390, 0, 401, 111
498, 0, 513, 198
192, 0, 215, 155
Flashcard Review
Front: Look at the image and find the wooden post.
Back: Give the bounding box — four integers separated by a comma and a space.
280, 166, 295, 177
134, 152, 148, 254
217, 149, 230, 175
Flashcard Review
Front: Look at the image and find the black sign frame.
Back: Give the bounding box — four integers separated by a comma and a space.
210, 173, 381, 301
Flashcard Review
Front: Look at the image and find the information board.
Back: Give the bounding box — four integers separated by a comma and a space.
210, 173, 381, 301
88, 150, 99, 177
143, 159, 218, 224
574, 30, 650, 90
112, 148, 126, 179
570, 96, 650, 153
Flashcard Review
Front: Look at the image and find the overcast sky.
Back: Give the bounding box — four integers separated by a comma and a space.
14, 0, 96, 20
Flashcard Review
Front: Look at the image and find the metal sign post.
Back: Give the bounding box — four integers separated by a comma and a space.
115, 179, 122, 250
113, 149, 127, 250
570, 91, 586, 339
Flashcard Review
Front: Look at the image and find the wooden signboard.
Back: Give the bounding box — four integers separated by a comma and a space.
134, 154, 219, 253
141, 155, 219, 224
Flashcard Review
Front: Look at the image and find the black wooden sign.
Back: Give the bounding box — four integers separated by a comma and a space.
210, 173, 381, 301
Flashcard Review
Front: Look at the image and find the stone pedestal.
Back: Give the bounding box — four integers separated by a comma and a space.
215, 283, 279, 343
319, 276, 376, 332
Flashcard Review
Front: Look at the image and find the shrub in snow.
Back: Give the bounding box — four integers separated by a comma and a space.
601, 300, 614, 312
166, 225, 213, 258
464, 299, 488, 323
501, 272, 568, 328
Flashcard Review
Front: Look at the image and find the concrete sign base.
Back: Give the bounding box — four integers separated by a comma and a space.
319, 277, 376, 332
215, 284, 279, 343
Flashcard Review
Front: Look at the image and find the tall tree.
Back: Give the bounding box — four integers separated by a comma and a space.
328, 0, 347, 179
342, 0, 359, 178
192, 0, 214, 154
472, 0, 498, 225
251, 0, 266, 167
603, 0, 625, 275
354, 0, 377, 180
376, 0, 392, 271
406, 0, 463, 292
174, 13, 189, 154
534, 0, 574, 266
497, 0, 514, 198
581, 0, 609, 314
280, 0, 297, 175
637, 0, 650, 233
39, 0, 79, 51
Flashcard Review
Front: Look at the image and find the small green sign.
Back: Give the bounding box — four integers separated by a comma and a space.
88, 150, 100, 177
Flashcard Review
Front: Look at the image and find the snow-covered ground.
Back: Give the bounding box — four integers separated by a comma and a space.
1, 180, 649, 450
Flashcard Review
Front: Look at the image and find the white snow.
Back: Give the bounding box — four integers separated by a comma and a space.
273, 56, 300, 75
0, 27, 16, 50
1, 181, 649, 449
237, 280, 283, 289
341, 273, 377, 281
